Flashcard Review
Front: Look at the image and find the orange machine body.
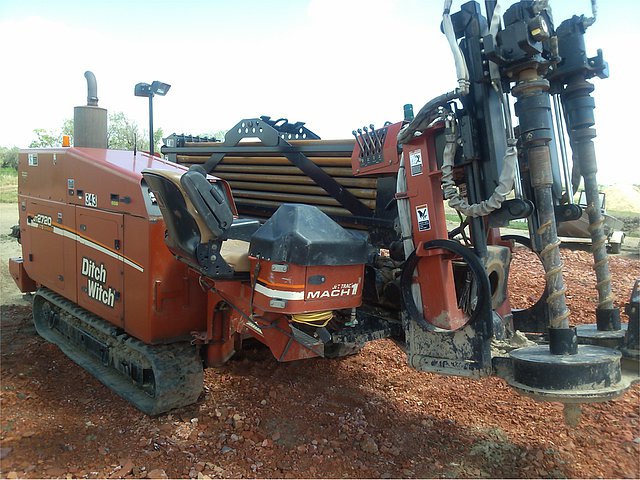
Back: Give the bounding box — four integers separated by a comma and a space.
250, 258, 364, 314
13, 147, 237, 344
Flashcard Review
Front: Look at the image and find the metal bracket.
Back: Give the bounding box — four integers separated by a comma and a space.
198, 118, 372, 218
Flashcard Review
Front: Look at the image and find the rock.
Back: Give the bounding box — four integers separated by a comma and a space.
110, 459, 134, 479
7, 472, 18, 479
360, 436, 379, 454
47, 467, 67, 477
221, 446, 234, 454
196, 462, 206, 472
147, 468, 168, 479
0, 447, 11, 460
380, 445, 401, 456
260, 400, 267, 406
634, 437, 640, 444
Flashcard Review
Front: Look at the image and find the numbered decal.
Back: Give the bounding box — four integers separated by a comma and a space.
85, 192, 98, 208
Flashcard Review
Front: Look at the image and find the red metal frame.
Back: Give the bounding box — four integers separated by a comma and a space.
400, 126, 467, 330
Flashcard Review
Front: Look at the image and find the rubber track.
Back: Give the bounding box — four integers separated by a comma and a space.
33, 288, 203, 415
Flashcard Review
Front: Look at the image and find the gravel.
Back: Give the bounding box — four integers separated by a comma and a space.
0, 247, 638, 478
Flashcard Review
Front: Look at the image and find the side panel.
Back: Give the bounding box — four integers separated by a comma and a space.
123, 216, 208, 344
75, 207, 124, 327
19, 151, 67, 203
21, 198, 77, 301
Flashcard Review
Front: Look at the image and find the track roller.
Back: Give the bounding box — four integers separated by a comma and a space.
32, 288, 204, 415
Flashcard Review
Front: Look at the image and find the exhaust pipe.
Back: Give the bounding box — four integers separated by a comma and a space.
84, 71, 99, 106
74, 70, 107, 148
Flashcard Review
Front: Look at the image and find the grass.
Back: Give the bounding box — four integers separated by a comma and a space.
445, 213, 529, 231
607, 210, 640, 219
0, 168, 18, 203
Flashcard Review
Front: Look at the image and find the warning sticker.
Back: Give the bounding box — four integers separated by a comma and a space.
409, 149, 423, 176
416, 204, 431, 231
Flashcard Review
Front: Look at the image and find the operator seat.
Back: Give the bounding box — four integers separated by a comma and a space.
142, 168, 252, 274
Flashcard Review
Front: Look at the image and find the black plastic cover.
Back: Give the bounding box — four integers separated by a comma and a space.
249, 204, 368, 266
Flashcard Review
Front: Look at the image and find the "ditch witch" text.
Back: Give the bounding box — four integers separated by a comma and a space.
81, 257, 116, 308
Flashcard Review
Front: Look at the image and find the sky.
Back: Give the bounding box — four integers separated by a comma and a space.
1, 0, 638, 185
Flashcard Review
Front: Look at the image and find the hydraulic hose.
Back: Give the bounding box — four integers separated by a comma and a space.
400, 239, 490, 332
398, 90, 461, 145
443, 0, 470, 95
440, 118, 518, 217
398, 0, 470, 145
396, 154, 424, 316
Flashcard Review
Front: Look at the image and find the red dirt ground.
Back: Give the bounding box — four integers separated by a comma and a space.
1, 248, 639, 479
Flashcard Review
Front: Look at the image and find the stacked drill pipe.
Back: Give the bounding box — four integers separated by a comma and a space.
173, 139, 379, 219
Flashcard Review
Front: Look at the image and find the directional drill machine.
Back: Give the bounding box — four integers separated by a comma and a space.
10, 0, 639, 417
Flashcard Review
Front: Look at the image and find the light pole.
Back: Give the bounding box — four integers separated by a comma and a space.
134, 80, 171, 156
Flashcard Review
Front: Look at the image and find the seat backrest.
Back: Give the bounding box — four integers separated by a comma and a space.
180, 170, 233, 239
142, 169, 232, 268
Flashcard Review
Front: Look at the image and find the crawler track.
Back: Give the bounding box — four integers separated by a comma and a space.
32, 288, 203, 415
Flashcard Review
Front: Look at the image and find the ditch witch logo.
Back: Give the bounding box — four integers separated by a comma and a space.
81, 257, 117, 308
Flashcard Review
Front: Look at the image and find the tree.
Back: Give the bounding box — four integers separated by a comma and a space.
29, 128, 60, 148
105, 112, 163, 152
0, 146, 19, 169
197, 130, 227, 142
62, 118, 74, 139
106, 112, 141, 150
29, 113, 163, 153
